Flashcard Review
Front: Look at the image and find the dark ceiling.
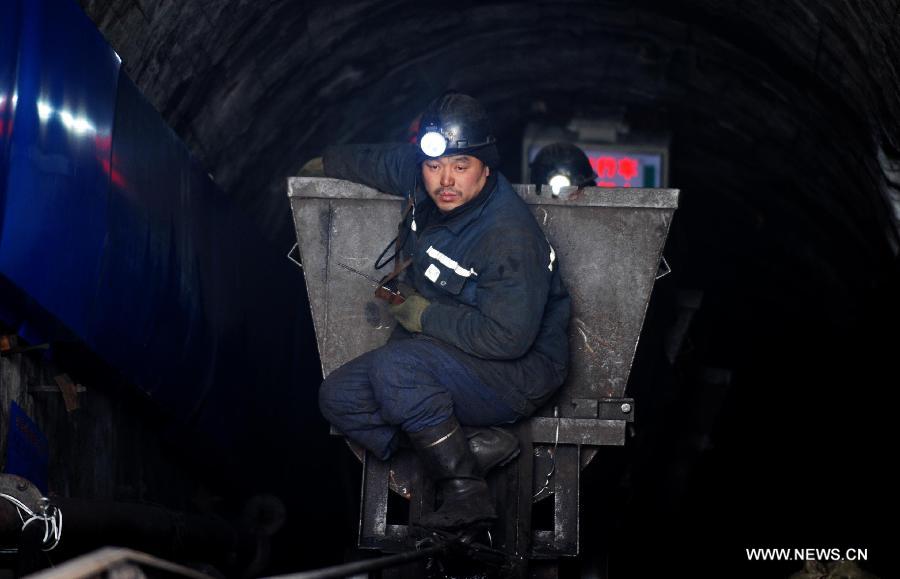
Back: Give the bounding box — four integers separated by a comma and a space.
78, 0, 899, 247
76, 1, 899, 576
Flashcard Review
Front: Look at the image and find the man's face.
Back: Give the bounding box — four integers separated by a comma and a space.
422, 155, 490, 213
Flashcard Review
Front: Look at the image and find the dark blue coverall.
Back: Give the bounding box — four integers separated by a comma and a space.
318, 143, 571, 460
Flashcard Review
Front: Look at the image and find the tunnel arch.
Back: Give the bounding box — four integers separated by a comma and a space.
78, 1, 899, 247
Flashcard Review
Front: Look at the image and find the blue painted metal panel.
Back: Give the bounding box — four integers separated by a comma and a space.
0, 0, 120, 339
0, 0, 321, 454
0, 0, 22, 197
87, 74, 214, 418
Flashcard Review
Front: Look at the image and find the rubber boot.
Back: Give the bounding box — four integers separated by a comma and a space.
396, 427, 519, 476
464, 427, 520, 476
409, 417, 496, 531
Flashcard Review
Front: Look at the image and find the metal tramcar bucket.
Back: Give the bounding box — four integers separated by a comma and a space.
288, 177, 678, 557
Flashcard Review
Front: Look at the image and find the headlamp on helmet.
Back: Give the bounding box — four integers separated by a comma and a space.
416, 93, 497, 164
530, 142, 597, 195
420, 125, 447, 157
547, 174, 572, 195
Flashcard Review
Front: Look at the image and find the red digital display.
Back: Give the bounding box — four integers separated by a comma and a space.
580, 151, 662, 187
590, 155, 641, 187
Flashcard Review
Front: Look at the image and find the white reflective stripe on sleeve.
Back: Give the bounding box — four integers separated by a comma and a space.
548, 245, 556, 271
426, 246, 478, 278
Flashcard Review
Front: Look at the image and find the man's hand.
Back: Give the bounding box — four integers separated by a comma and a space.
389, 293, 430, 333
299, 156, 325, 177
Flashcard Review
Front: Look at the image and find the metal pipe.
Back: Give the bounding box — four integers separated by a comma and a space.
1, 494, 237, 567
50, 497, 236, 561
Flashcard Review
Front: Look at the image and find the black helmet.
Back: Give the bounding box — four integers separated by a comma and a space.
416, 93, 499, 167
530, 142, 597, 193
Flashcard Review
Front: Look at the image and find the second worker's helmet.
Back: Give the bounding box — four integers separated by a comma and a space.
416, 92, 499, 167
530, 142, 597, 194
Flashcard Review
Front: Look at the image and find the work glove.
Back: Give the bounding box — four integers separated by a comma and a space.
388, 293, 430, 333
298, 156, 325, 177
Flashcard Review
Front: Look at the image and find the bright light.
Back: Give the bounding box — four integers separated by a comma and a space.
420, 131, 447, 157
11, 92, 18, 108
58, 109, 96, 135
37, 100, 53, 121
58, 110, 75, 129
71, 116, 95, 134
548, 174, 571, 195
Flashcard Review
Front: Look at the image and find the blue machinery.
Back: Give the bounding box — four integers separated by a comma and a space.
1, 0, 314, 471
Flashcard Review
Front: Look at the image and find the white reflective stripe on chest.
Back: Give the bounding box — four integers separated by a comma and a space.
548, 244, 556, 271
426, 246, 478, 278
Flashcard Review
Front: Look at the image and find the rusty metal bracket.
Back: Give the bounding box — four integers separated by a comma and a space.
28, 374, 83, 412
530, 418, 626, 446
569, 398, 635, 422
55, 374, 81, 412
0, 335, 49, 357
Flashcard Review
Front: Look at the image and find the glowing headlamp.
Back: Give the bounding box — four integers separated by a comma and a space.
548, 174, 571, 195
419, 126, 447, 157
